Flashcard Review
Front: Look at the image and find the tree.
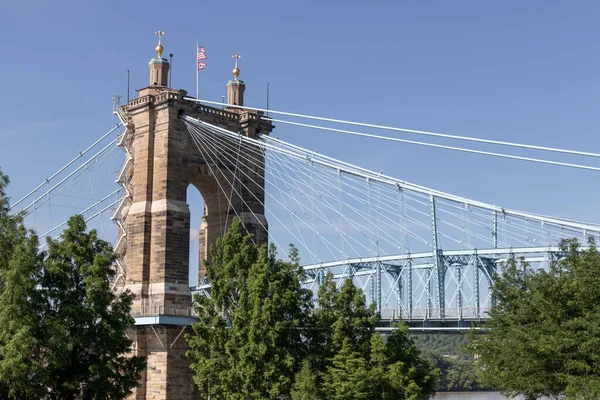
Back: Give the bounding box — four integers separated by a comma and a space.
309, 274, 378, 374
187, 218, 313, 399
291, 360, 320, 400
296, 273, 437, 400
322, 339, 373, 400
382, 325, 439, 399
38, 215, 146, 399
469, 239, 600, 400
0, 171, 45, 399
296, 274, 378, 399
0, 171, 145, 399
186, 217, 258, 399
188, 221, 437, 400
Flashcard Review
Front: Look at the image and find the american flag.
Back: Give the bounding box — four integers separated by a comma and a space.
197, 46, 207, 70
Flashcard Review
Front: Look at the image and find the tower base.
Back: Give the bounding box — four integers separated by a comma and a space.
129, 323, 200, 400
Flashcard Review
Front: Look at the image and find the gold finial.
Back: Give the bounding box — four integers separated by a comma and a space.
232, 53, 241, 80
155, 29, 165, 58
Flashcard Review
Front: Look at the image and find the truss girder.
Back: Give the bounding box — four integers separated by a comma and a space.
191, 246, 591, 323
295, 246, 595, 322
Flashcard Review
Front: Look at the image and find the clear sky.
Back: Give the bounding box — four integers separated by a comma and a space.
1, 1, 599, 283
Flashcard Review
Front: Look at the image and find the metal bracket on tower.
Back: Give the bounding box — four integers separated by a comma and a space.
170, 326, 188, 348
151, 325, 165, 349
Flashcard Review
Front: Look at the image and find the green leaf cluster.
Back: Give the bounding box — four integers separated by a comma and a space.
0, 171, 145, 399
469, 239, 600, 400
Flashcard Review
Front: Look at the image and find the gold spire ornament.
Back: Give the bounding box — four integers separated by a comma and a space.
232, 53, 241, 80
155, 29, 165, 58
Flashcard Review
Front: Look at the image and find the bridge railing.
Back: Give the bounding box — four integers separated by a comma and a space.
129, 303, 489, 322
379, 307, 490, 321
130, 305, 195, 318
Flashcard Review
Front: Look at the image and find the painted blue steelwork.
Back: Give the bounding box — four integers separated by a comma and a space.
191, 246, 595, 326
134, 315, 199, 326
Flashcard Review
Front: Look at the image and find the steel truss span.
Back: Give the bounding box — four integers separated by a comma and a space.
181, 115, 600, 325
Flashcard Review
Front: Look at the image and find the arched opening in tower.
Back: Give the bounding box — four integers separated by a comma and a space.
186, 170, 235, 288
187, 184, 204, 287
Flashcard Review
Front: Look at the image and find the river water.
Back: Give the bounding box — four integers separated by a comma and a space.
434, 393, 534, 399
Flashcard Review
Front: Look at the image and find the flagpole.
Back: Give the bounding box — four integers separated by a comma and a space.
196, 41, 199, 99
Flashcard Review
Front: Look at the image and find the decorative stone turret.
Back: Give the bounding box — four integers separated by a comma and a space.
226, 53, 245, 106
138, 30, 171, 98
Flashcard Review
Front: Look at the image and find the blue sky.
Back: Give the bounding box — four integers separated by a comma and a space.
1, 1, 599, 282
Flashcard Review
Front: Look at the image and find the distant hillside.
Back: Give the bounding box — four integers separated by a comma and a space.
411, 333, 492, 392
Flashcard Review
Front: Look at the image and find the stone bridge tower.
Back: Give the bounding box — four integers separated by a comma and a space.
113, 33, 273, 399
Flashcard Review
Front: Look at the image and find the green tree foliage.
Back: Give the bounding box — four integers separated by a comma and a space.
322, 339, 373, 400
188, 220, 437, 399
0, 171, 145, 399
291, 360, 320, 400
295, 273, 438, 400
469, 239, 600, 400
414, 334, 489, 392
422, 352, 481, 392
414, 333, 468, 356
0, 171, 44, 399
382, 324, 439, 399
187, 218, 313, 399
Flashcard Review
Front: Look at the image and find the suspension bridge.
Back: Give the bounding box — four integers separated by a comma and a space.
7, 34, 600, 337
9, 94, 600, 332
7, 38, 600, 397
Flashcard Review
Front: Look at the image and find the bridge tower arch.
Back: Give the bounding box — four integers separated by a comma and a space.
115, 37, 273, 399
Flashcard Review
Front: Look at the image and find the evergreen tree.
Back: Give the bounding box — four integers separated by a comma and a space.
188, 222, 437, 399
301, 274, 378, 399
310, 275, 378, 370
382, 325, 438, 399
291, 360, 320, 400
331, 279, 379, 354
187, 218, 313, 399
187, 218, 257, 399
0, 171, 145, 399
296, 273, 437, 400
322, 339, 373, 400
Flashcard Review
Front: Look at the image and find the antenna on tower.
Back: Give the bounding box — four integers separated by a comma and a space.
169, 54, 173, 87
127, 69, 130, 103
266, 82, 270, 118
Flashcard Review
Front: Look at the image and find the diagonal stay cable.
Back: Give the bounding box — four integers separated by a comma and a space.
185, 123, 260, 246
10, 123, 122, 210
186, 121, 330, 260
200, 122, 387, 257
185, 119, 363, 260
187, 121, 322, 255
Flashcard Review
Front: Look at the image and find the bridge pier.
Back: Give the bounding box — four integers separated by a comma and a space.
113, 38, 273, 399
